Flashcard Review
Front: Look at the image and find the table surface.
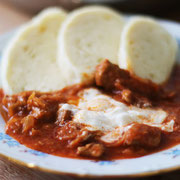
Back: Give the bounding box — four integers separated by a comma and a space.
0, 1, 180, 180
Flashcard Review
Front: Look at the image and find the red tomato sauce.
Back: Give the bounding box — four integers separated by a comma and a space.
0, 61, 180, 160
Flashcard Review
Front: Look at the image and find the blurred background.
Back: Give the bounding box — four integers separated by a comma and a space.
0, 0, 180, 34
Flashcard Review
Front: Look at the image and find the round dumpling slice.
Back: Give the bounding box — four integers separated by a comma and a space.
119, 17, 178, 84
1, 7, 67, 94
58, 6, 125, 84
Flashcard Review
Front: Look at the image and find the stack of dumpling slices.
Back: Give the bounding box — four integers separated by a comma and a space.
1, 6, 177, 94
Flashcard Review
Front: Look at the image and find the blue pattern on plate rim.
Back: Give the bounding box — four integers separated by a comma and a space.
92, 160, 117, 166
0, 132, 48, 157
24, 149, 48, 157
164, 149, 180, 158
0, 132, 20, 147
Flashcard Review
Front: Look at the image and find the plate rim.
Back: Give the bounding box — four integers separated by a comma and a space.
0, 150, 180, 178
0, 17, 180, 178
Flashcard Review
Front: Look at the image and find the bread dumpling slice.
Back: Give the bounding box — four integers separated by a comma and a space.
58, 6, 125, 84
1, 7, 67, 94
119, 17, 177, 84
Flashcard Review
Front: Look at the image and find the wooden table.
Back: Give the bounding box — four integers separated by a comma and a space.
0, 1, 31, 34
0, 1, 180, 179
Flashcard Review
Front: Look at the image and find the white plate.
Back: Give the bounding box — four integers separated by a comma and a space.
0, 19, 180, 178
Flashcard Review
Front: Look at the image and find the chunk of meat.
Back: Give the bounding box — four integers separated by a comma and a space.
21, 115, 36, 133
2, 91, 31, 116
5, 116, 22, 134
55, 122, 96, 148
27, 92, 46, 109
55, 107, 72, 126
121, 89, 133, 104
95, 60, 161, 99
29, 128, 41, 136
134, 96, 152, 108
100, 124, 161, 148
55, 122, 81, 141
100, 128, 124, 147
77, 143, 104, 158
123, 124, 161, 148
120, 89, 152, 107
3, 91, 65, 133
68, 130, 92, 148
27, 92, 59, 122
